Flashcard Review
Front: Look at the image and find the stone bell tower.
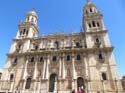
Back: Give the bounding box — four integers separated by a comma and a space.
82, 0, 111, 48
16, 9, 38, 39
83, 1, 105, 32
82, 1, 123, 93
9, 10, 39, 54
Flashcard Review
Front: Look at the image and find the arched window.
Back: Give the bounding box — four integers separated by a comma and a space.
49, 74, 57, 92
10, 74, 14, 81
16, 44, 21, 52
96, 38, 99, 43
26, 30, 29, 36
27, 17, 29, 21
102, 73, 107, 80
14, 58, 18, 64
23, 29, 26, 35
31, 57, 34, 62
86, 10, 88, 14
90, 8, 93, 12
18, 44, 21, 49
99, 53, 103, 59
92, 21, 96, 27
95, 38, 101, 48
31, 17, 34, 22
67, 55, 70, 61
40, 57, 43, 62
88, 23, 91, 28
52, 56, 57, 62
76, 42, 80, 48
25, 78, 32, 89
35, 45, 38, 50
97, 22, 100, 27
55, 41, 59, 49
19, 31, 22, 35
77, 55, 81, 61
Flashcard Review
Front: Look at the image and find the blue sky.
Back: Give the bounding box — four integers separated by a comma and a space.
0, 0, 124, 78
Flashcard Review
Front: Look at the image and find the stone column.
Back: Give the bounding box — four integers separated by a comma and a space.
45, 55, 50, 92
33, 60, 38, 79
72, 54, 77, 92
42, 57, 46, 79
83, 56, 90, 93
38, 79, 41, 93
58, 55, 62, 91
62, 55, 65, 79
83, 56, 88, 77
10, 81, 14, 92
72, 54, 76, 79
74, 79, 77, 93
22, 57, 29, 91
59, 56, 62, 79
33, 58, 38, 92
101, 19, 105, 30
46, 56, 50, 79
23, 58, 28, 80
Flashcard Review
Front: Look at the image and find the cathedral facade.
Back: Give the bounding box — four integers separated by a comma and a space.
0, 1, 124, 93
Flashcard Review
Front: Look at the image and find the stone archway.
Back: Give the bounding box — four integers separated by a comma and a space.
49, 73, 57, 92
77, 77, 85, 92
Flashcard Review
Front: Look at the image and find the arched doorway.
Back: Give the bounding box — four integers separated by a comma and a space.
49, 73, 57, 92
77, 77, 85, 92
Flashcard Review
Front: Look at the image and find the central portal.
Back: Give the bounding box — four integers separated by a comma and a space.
49, 73, 57, 92
77, 77, 85, 93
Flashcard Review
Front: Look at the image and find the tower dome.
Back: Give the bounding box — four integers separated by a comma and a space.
83, 1, 98, 16
27, 10, 38, 19
25, 9, 38, 25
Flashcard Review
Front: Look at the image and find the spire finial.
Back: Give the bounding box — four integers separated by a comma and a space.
87, 0, 90, 3
32, 8, 35, 11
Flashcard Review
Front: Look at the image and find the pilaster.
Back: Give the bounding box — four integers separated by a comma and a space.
42, 57, 46, 79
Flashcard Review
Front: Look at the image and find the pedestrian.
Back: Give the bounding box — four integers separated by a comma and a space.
81, 86, 84, 93
77, 87, 82, 93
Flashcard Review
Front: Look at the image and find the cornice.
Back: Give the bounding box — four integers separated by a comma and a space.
85, 30, 107, 35
18, 22, 38, 32
7, 47, 114, 57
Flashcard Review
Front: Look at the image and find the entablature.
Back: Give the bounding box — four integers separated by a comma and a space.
7, 47, 114, 57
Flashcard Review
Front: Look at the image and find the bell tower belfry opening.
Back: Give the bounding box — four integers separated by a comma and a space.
83, 0, 105, 32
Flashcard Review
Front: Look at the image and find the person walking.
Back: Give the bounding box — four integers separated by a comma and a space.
77, 87, 82, 93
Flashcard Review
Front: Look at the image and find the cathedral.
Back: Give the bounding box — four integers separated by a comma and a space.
0, 1, 124, 93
